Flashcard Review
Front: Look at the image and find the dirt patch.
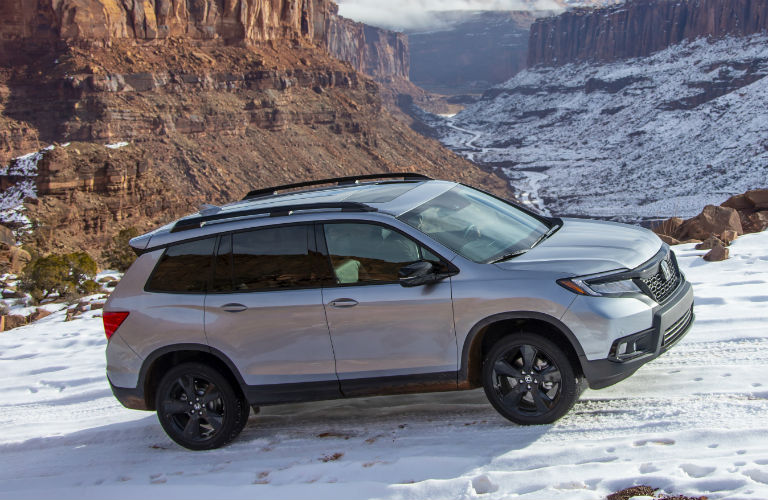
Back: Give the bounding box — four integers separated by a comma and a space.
607, 485, 707, 500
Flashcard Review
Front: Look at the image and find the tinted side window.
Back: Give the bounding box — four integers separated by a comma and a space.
228, 225, 324, 291
147, 238, 216, 293
212, 234, 233, 292
323, 223, 423, 284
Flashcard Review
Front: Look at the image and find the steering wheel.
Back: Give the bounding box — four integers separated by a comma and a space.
462, 224, 482, 242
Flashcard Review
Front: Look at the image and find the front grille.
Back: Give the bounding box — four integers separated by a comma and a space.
640, 252, 681, 303
663, 306, 693, 347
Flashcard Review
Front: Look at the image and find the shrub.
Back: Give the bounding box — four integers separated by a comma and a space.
102, 227, 139, 272
20, 252, 99, 302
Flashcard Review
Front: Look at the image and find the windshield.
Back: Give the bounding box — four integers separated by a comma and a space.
398, 185, 551, 263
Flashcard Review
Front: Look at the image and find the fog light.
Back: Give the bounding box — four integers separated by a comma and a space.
610, 330, 654, 361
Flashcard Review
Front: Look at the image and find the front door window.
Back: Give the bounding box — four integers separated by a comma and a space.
323, 223, 425, 284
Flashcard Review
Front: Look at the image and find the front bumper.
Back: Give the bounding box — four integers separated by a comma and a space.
580, 279, 694, 389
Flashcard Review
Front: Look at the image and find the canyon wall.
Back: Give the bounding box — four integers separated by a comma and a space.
0, 0, 332, 46
0, 0, 409, 81
529, 0, 768, 66
324, 16, 409, 82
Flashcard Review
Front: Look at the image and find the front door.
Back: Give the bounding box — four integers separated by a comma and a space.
204, 224, 340, 403
320, 222, 457, 395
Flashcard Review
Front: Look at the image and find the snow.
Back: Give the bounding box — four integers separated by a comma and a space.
2, 232, 768, 499
432, 34, 768, 222
105, 142, 129, 150
0, 146, 54, 230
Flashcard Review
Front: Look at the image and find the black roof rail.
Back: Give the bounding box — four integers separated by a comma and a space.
171, 202, 377, 233
243, 172, 433, 200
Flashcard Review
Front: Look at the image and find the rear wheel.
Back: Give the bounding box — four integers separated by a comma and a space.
155, 362, 249, 450
482, 334, 580, 425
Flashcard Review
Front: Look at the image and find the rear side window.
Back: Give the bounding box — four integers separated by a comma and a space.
213, 225, 328, 292
147, 238, 216, 293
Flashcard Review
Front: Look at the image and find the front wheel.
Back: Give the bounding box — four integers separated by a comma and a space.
482, 334, 581, 425
155, 362, 249, 450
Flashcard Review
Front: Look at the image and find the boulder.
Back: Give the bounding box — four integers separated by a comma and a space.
0, 225, 14, 247
657, 234, 680, 245
0, 245, 31, 275
653, 217, 683, 237
721, 193, 754, 210
746, 189, 768, 209
721, 229, 738, 245
29, 308, 53, 322
745, 211, 768, 233
2, 314, 28, 331
675, 205, 743, 241
703, 244, 729, 262
695, 235, 723, 250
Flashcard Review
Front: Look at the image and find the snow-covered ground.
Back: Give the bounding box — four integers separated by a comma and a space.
2, 232, 768, 499
433, 34, 768, 221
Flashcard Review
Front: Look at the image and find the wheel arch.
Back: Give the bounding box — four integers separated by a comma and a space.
459, 312, 587, 388
139, 344, 247, 411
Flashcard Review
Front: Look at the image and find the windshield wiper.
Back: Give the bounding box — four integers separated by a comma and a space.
490, 249, 529, 264
530, 222, 561, 249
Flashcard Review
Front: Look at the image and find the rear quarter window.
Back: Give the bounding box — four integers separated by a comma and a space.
146, 238, 216, 293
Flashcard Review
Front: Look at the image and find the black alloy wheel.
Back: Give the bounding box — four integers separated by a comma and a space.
482, 334, 580, 425
156, 362, 249, 450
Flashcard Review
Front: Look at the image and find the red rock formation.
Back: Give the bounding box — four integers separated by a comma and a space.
528, 0, 768, 67
324, 15, 409, 82
654, 189, 768, 245
0, 0, 331, 45
0, 0, 409, 81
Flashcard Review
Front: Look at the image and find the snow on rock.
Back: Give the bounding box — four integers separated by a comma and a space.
433, 34, 768, 222
2, 232, 768, 498
0, 145, 54, 229
105, 141, 130, 150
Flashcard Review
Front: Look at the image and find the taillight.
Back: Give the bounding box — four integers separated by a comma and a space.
103, 311, 130, 340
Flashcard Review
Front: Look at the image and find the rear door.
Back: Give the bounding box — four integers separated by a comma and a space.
204, 224, 341, 402
319, 222, 458, 395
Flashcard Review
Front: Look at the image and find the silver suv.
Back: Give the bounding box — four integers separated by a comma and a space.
104, 174, 694, 450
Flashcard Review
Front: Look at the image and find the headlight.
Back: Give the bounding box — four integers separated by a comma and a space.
558, 271, 642, 297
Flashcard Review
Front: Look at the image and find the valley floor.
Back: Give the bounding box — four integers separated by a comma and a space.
2, 234, 768, 499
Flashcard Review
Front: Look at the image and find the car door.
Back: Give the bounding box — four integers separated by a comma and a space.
319, 222, 458, 395
204, 224, 341, 403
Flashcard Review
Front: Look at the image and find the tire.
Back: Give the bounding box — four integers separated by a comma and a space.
482, 333, 580, 425
155, 362, 249, 450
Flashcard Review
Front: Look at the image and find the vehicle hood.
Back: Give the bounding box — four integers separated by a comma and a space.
495, 218, 663, 276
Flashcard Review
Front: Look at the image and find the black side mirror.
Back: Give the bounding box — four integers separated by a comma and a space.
398, 260, 438, 287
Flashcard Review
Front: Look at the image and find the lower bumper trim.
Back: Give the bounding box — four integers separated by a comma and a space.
109, 380, 149, 411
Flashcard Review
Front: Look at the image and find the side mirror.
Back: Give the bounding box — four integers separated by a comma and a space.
398, 260, 439, 287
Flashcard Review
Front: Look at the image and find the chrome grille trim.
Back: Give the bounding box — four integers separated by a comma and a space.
663, 306, 693, 347
640, 252, 681, 304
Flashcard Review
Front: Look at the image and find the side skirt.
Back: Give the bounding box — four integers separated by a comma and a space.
245, 371, 460, 406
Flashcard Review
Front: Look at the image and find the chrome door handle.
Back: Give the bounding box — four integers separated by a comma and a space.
221, 303, 247, 313
329, 299, 359, 308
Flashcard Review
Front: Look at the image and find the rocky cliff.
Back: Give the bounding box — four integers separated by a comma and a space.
0, 0, 408, 81
529, 0, 768, 66
324, 13, 409, 82
0, 0, 509, 261
0, 0, 331, 52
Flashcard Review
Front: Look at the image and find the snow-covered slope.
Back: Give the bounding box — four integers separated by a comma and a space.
2, 232, 768, 499
434, 34, 768, 221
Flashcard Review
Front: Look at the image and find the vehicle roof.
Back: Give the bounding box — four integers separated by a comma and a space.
130, 179, 457, 251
